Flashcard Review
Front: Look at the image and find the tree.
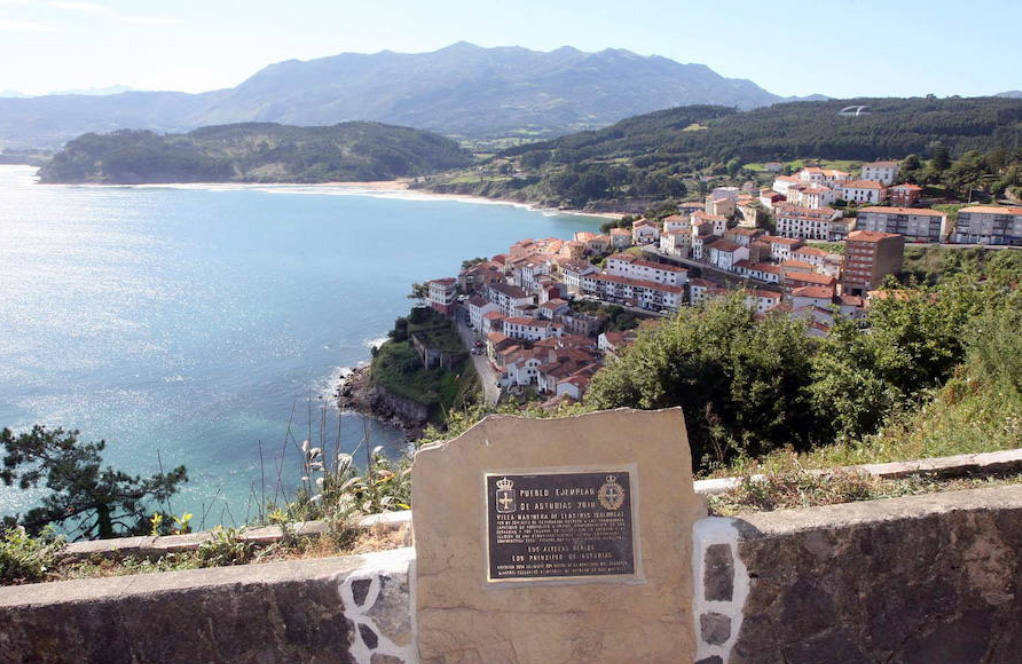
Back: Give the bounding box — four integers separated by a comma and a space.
1, 426, 187, 540
931, 144, 951, 172
586, 294, 817, 468
408, 282, 429, 301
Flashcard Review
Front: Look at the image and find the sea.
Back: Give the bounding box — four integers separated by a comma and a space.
0, 165, 602, 530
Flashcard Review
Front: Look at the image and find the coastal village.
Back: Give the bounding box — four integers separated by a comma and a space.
421, 160, 1022, 405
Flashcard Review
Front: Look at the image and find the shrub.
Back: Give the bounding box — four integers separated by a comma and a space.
194, 527, 253, 568
0, 526, 65, 585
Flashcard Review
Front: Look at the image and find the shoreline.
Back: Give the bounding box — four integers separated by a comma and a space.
29, 171, 625, 220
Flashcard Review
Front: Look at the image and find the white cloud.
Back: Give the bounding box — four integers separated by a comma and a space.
49, 1, 108, 13
118, 14, 179, 25
0, 18, 56, 31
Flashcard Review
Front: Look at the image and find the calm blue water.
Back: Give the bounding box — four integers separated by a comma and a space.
0, 165, 601, 529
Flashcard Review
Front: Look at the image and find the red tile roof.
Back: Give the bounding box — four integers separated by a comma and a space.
859, 206, 945, 216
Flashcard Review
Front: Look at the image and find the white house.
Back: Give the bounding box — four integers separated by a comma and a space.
631, 220, 660, 245
763, 235, 804, 261
661, 214, 690, 233
691, 211, 727, 236
503, 316, 557, 342
708, 240, 749, 272
733, 260, 782, 284
426, 278, 458, 315
775, 205, 840, 241
788, 185, 836, 210
487, 282, 534, 316
609, 227, 632, 249
559, 259, 598, 295
744, 290, 783, 313
468, 295, 499, 330
583, 273, 684, 312
791, 286, 835, 310
605, 253, 688, 286
659, 229, 691, 257
839, 180, 887, 205
860, 161, 900, 185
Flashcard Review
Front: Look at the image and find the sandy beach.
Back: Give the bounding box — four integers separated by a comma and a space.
24, 166, 624, 220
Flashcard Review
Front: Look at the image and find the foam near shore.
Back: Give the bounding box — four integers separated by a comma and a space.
38, 177, 623, 219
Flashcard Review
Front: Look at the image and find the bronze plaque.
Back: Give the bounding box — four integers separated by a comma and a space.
485, 470, 636, 583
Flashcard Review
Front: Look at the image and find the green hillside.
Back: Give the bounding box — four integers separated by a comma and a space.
419, 97, 1022, 209
38, 122, 475, 184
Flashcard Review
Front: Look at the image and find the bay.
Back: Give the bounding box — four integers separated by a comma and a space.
0, 165, 602, 530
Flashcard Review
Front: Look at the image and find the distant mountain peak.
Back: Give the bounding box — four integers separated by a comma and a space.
0, 42, 785, 148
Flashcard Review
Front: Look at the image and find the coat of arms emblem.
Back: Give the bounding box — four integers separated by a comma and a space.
495, 477, 516, 513
598, 475, 625, 511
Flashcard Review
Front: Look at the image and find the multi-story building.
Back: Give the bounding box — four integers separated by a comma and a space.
659, 229, 691, 257
710, 186, 741, 201
724, 227, 763, 247
631, 219, 660, 245
860, 161, 900, 185
744, 290, 783, 313
691, 234, 718, 261
559, 259, 598, 296
487, 282, 534, 316
829, 216, 857, 241
791, 245, 829, 269
856, 206, 949, 243
609, 227, 632, 249
580, 273, 684, 312
772, 175, 801, 196
888, 183, 922, 207
840, 230, 906, 295
761, 235, 804, 261
797, 167, 849, 185
691, 211, 728, 236
775, 205, 839, 240
787, 185, 837, 210
661, 214, 689, 233
468, 295, 499, 330
951, 206, 1022, 246
605, 253, 688, 286
503, 317, 558, 342
708, 240, 749, 271
426, 278, 458, 315
688, 278, 726, 306
733, 260, 782, 284
705, 195, 736, 218
839, 180, 887, 205
784, 271, 837, 294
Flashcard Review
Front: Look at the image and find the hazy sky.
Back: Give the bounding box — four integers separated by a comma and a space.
0, 0, 1019, 98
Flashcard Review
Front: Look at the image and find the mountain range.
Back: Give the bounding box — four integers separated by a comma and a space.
0, 43, 813, 149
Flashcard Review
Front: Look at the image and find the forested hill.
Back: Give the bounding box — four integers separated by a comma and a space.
37, 122, 475, 184
419, 97, 1022, 209
505, 97, 1022, 166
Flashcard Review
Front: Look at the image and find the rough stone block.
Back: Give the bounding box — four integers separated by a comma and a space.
703, 543, 734, 601
700, 612, 732, 645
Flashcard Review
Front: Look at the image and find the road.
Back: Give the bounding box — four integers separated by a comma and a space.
454, 307, 501, 405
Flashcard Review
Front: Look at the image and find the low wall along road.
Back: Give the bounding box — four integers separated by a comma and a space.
2, 484, 1019, 664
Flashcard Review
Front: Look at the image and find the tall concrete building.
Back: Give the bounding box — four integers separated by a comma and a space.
840, 230, 905, 295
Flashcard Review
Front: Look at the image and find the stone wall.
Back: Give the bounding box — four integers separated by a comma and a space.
691, 485, 1022, 664
2, 486, 1020, 663
0, 548, 417, 664
373, 385, 431, 425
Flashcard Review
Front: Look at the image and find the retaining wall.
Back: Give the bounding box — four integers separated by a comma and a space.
2, 485, 1020, 664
